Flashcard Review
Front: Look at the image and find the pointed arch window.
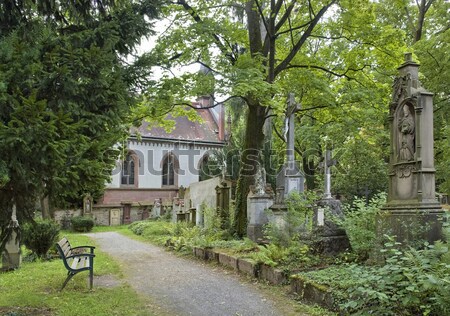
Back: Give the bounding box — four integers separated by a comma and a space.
121, 153, 137, 186
162, 153, 177, 186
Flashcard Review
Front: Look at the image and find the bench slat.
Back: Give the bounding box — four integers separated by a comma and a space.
70, 257, 80, 270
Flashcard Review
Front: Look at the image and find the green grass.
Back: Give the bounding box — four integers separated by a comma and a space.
0, 233, 155, 316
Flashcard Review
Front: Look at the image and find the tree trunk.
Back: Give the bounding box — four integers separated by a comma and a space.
233, 102, 266, 237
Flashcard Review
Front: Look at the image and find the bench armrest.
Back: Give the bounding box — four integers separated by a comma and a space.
72, 245, 95, 254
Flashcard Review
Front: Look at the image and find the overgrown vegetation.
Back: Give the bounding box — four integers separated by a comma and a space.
298, 234, 450, 315
330, 193, 386, 261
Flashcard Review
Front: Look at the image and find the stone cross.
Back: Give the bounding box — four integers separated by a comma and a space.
286, 93, 300, 171
323, 149, 336, 199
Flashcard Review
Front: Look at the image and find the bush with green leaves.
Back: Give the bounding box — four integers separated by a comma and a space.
70, 216, 94, 232
342, 237, 450, 315
331, 193, 386, 260
22, 219, 60, 258
129, 221, 152, 235
300, 232, 450, 315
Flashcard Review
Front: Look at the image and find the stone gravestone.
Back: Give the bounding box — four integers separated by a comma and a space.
2, 204, 21, 270
247, 164, 274, 242
276, 93, 305, 197
379, 53, 444, 244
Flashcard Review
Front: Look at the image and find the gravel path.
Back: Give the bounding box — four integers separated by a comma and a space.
87, 232, 285, 316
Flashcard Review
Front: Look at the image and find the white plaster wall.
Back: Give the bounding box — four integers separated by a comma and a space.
106, 139, 217, 189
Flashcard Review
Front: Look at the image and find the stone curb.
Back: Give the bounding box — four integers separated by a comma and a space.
191, 246, 338, 312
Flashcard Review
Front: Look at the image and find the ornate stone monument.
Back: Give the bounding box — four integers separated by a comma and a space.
379, 53, 444, 243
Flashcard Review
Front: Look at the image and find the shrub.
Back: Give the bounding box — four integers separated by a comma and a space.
129, 221, 152, 235
341, 237, 450, 315
22, 219, 60, 258
332, 193, 386, 260
70, 216, 94, 232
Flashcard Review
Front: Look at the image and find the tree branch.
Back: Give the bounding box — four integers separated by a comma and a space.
176, 0, 236, 64
285, 63, 370, 84
274, 0, 337, 77
274, 1, 296, 33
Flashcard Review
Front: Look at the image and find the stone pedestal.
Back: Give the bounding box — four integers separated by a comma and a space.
2, 230, 21, 270
247, 194, 273, 242
378, 206, 443, 244
276, 162, 305, 198
313, 198, 350, 255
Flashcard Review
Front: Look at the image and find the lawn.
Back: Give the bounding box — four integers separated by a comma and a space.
0, 232, 155, 316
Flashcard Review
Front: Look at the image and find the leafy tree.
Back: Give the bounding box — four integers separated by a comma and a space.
0, 0, 162, 253
145, 0, 406, 236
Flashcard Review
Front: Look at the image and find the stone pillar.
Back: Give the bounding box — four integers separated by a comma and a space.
380, 53, 443, 244
247, 190, 273, 242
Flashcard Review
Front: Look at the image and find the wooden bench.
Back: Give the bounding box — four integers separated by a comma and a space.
55, 237, 95, 290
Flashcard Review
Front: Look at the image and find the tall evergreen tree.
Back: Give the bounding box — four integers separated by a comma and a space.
0, 0, 163, 251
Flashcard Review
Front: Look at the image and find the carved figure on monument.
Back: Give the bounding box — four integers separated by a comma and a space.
398, 104, 415, 161
254, 163, 266, 195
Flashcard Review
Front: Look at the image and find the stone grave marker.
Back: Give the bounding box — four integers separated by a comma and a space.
379, 53, 444, 244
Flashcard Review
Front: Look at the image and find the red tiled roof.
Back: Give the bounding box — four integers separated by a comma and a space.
135, 108, 222, 143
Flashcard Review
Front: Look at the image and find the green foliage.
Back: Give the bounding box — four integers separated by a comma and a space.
128, 220, 173, 245
250, 244, 289, 267
0, 233, 153, 316
342, 238, 450, 315
332, 193, 386, 260
333, 136, 388, 199
301, 231, 450, 315
70, 216, 94, 232
128, 221, 152, 236
21, 219, 60, 258
0, 0, 162, 253
264, 191, 317, 248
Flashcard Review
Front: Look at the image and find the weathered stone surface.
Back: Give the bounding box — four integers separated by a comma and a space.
381, 53, 444, 244
290, 276, 335, 310
205, 248, 219, 263
218, 253, 238, 270
246, 194, 273, 242
193, 247, 207, 260
259, 264, 287, 285
237, 258, 259, 277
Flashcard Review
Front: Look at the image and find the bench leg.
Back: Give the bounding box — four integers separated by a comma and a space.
61, 272, 75, 291
89, 268, 93, 290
